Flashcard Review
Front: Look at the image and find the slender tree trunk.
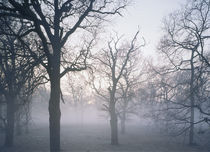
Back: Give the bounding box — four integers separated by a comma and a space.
5, 96, 15, 147
110, 101, 118, 145
120, 112, 126, 134
189, 100, 194, 145
49, 52, 61, 152
189, 51, 195, 145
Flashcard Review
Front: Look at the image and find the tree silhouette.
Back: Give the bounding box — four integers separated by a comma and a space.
0, 1, 128, 151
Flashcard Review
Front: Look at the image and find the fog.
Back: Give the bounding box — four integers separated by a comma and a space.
1, 92, 209, 152
0, 0, 210, 152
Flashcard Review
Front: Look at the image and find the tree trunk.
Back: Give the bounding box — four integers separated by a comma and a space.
5, 96, 15, 147
120, 113, 126, 134
189, 102, 194, 145
110, 102, 118, 145
189, 50, 195, 145
49, 65, 61, 152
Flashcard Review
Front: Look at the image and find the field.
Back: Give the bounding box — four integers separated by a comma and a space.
0, 121, 209, 152
0, 103, 209, 152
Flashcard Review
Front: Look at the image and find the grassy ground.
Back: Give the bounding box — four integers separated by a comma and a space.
0, 122, 209, 152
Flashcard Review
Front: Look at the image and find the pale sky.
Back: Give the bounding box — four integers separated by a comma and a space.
61, 0, 187, 93
111, 0, 186, 58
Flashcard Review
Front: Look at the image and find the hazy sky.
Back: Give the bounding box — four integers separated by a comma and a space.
111, 0, 186, 58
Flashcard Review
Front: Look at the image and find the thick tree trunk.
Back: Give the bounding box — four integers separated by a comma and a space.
49, 63, 61, 152
5, 96, 15, 147
110, 102, 118, 145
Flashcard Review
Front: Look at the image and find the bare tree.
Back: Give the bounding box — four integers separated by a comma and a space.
15, 68, 46, 136
158, 0, 210, 145
0, 1, 129, 151
117, 53, 144, 134
92, 31, 143, 145
0, 18, 44, 146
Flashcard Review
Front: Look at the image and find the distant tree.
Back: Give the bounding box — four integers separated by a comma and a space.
92, 31, 143, 145
66, 73, 89, 126
0, 1, 129, 151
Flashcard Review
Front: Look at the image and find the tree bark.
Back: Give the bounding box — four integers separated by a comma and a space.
5, 96, 15, 147
49, 76, 61, 152
49, 52, 61, 152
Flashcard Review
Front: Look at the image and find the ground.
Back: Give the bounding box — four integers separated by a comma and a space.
0, 122, 209, 152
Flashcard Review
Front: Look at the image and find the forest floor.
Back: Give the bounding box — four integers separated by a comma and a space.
0, 122, 209, 152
